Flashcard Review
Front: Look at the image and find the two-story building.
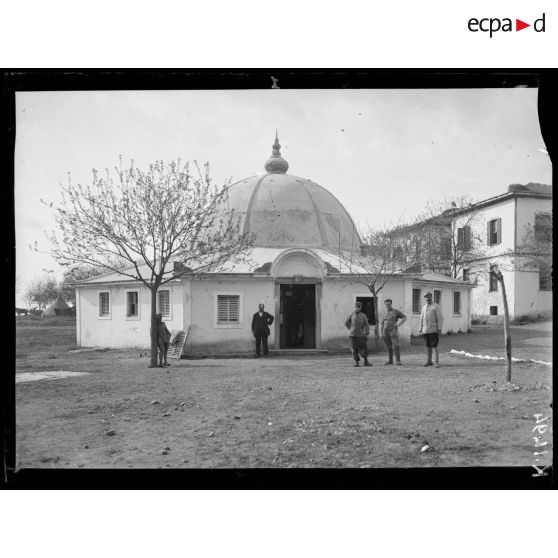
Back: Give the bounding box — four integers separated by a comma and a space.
390, 183, 552, 323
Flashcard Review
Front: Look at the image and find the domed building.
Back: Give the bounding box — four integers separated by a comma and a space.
75, 135, 473, 354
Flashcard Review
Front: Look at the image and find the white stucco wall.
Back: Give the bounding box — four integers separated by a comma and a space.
76, 281, 184, 348
407, 280, 471, 334
513, 269, 553, 318
320, 277, 408, 349
186, 276, 275, 355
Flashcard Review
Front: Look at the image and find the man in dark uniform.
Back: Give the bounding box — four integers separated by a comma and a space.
251, 303, 274, 357
153, 313, 171, 367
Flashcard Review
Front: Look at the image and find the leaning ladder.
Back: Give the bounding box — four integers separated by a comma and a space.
169, 326, 190, 359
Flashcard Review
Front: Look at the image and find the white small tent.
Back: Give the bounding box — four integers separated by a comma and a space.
42, 295, 71, 316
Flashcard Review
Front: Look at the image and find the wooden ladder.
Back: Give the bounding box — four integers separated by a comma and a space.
169, 326, 190, 358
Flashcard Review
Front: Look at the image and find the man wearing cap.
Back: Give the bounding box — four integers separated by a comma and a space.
152, 313, 171, 368
380, 299, 407, 365
345, 301, 371, 367
419, 292, 443, 367
251, 303, 274, 357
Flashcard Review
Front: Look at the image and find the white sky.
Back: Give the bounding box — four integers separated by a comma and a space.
14, 88, 551, 305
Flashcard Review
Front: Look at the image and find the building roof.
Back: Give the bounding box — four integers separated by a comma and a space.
507, 183, 552, 196
222, 135, 362, 253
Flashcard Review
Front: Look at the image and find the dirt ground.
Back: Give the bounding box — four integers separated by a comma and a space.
15, 317, 552, 469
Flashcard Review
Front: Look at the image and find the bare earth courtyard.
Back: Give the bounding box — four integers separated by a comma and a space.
15, 318, 552, 469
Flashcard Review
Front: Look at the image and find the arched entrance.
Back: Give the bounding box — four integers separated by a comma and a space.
271, 250, 325, 351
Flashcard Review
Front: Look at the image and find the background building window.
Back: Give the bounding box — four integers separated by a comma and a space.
217, 295, 240, 325
441, 237, 452, 259
433, 290, 441, 305
539, 264, 552, 291
535, 213, 552, 243
412, 289, 421, 314
487, 218, 502, 246
489, 265, 498, 292
392, 245, 403, 260
127, 291, 139, 317
457, 226, 472, 251
99, 292, 110, 317
157, 289, 171, 318
462, 268, 470, 282
490, 305, 498, 316
453, 291, 461, 315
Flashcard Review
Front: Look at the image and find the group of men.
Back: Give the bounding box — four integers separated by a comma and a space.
344, 292, 443, 367
153, 294, 443, 367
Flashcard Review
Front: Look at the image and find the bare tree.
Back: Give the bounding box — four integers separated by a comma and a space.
24, 275, 59, 311
47, 158, 253, 368
59, 257, 129, 306
394, 196, 487, 278
338, 227, 405, 350
514, 216, 553, 271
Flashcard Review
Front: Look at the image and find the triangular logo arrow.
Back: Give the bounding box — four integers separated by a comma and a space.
516, 19, 530, 31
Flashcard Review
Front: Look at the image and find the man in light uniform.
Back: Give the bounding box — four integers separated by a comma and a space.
419, 292, 444, 368
380, 299, 407, 365
345, 301, 371, 367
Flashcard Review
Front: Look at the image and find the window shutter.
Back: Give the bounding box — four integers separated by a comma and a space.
496, 218, 502, 244
464, 226, 471, 250
158, 290, 170, 317
217, 295, 240, 324
487, 220, 491, 245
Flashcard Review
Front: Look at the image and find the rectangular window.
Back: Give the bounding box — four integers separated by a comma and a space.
487, 218, 501, 246
462, 268, 470, 282
217, 295, 240, 325
490, 305, 498, 316
127, 291, 139, 317
489, 264, 498, 292
535, 214, 552, 244
157, 289, 171, 318
412, 288, 421, 314
99, 292, 110, 317
539, 264, 552, 291
433, 290, 441, 305
441, 237, 452, 259
453, 291, 461, 315
457, 226, 472, 251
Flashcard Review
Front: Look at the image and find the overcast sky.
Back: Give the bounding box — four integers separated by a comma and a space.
15, 88, 551, 305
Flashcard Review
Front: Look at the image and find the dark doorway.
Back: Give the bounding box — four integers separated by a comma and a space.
356, 296, 376, 325
280, 284, 316, 349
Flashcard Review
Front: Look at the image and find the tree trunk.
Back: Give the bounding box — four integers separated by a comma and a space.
149, 286, 159, 368
498, 273, 512, 382
373, 295, 380, 352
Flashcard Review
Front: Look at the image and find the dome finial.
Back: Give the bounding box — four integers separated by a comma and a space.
265, 132, 289, 174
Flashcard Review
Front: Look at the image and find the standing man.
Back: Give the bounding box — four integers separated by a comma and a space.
153, 313, 171, 367
381, 299, 407, 365
419, 292, 444, 368
251, 303, 274, 357
345, 301, 371, 367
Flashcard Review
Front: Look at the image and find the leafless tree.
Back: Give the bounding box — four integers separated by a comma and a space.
47, 158, 253, 368
59, 258, 129, 306
337, 227, 406, 349
24, 275, 59, 311
393, 196, 487, 278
